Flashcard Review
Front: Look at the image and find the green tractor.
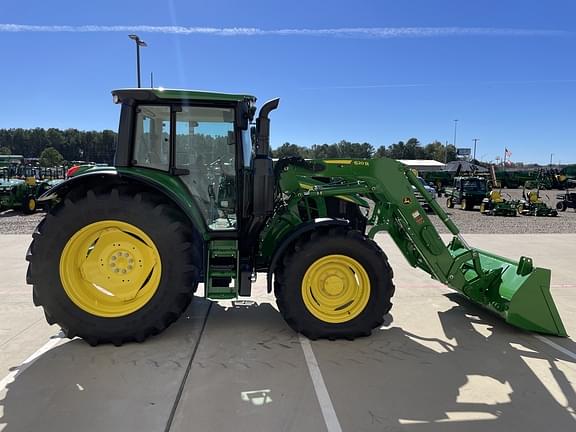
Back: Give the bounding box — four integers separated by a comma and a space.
444, 176, 488, 211
0, 176, 47, 214
480, 190, 517, 217
26, 88, 566, 346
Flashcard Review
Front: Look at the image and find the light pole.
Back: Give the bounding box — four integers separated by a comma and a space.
453, 119, 459, 150
472, 138, 479, 161
550, 153, 554, 167
128, 34, 147, 88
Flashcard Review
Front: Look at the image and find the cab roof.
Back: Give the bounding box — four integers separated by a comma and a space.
112, 88, 257, 104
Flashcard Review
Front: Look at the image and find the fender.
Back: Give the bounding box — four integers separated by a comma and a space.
38, 167, 210, 238
38, 168, 118, 202
265, 217, 350, 293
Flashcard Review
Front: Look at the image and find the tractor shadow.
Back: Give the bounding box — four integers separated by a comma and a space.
1, 295, 576, 432
311, 292, 576, 432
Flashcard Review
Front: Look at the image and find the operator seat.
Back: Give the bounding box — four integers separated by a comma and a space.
490, 190, 503, 202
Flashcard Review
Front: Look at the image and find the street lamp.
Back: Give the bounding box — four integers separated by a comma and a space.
453, 120, 459, 149
472, 138, 479, 161
128, 34, 147, 88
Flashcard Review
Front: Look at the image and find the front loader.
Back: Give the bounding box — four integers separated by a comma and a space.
26, 88, 566, 345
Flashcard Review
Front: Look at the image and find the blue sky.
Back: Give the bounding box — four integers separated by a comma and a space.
1, 0, 575, 164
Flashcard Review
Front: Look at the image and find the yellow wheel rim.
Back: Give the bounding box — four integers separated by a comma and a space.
301, 254, 371, 323
28, 198, 36, 211
59, 220, 162, 317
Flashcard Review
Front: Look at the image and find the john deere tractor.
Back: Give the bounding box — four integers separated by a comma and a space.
26, 88, 566, 346
0, 176, 48, 214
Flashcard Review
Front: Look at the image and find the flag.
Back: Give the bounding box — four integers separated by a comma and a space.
505, 148, 512, 157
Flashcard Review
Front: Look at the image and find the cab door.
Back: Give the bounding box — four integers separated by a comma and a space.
172, 105, 238, 231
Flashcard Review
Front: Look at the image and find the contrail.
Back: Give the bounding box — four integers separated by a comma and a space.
0, 24, 567, 38
302, 79, 576, 91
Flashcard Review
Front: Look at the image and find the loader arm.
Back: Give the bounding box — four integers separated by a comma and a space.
273, 157, 566, 337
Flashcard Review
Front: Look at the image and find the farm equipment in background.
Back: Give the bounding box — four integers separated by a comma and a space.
516, 185, 558, 217
66, 163, 110, 178
555, 190, 576, 212
411, 176, 438, 211
26, 88, 567, 346
0, 176, 58, 214
480, 190, 517, 216
444, 176, 489, 210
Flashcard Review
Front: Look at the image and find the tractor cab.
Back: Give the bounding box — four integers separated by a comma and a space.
112, 88, 261, 233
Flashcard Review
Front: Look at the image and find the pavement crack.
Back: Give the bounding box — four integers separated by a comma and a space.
163, 302, 212, 432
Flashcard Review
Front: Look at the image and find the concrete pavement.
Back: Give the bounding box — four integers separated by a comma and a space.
1, 233, 575, 431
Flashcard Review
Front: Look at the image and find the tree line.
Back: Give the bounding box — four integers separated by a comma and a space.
272, 138, 458, 162
0, 128, 117, 165
0, 128, 459, 166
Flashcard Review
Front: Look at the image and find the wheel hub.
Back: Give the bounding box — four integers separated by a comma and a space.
323, 275, 345, 296
60, 220, 162, 317
301, 254, 371, 323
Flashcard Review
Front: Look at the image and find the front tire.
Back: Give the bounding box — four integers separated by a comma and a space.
22, 195, 37, 214
274, 228, 395, 340
556, 201, 567, 212
26, 185, 201, 345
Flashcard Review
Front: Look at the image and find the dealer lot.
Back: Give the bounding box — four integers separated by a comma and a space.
1, 233, 575, 431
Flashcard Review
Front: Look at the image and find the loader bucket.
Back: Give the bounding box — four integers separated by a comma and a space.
459, 249, 567, 337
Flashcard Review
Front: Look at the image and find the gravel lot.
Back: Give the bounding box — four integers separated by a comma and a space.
1, 188, 575, 235
430, 188, 576, 234
0, 210, 45, 235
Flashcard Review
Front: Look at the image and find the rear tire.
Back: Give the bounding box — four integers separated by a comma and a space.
446, 198, 454, 208
556, 201, 567, 212
274, 228, 395, 340
26, 185, 201, 345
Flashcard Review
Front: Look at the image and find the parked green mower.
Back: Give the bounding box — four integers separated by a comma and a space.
445, 176, 489, 211
517, 187, 558, 217
480, 190, 517, 217
26, 88, 566, 346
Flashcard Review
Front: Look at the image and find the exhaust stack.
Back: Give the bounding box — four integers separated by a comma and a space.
253, 98, 280, 217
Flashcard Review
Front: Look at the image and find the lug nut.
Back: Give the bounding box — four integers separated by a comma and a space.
111, 256, 116, 261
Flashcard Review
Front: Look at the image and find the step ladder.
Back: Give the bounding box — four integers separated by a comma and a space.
205, 239, 238, 300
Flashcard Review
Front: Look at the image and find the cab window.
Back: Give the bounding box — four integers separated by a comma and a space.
133, 105, 170, 171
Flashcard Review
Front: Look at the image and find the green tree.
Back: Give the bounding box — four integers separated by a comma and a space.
0, 146, 11, 155
445, 144, 457, 162
422, 141, 446, 161
273, 142, 311, 158
374, 145, 387, 158
387, 141, 406, 159
39, 147, 64, 167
